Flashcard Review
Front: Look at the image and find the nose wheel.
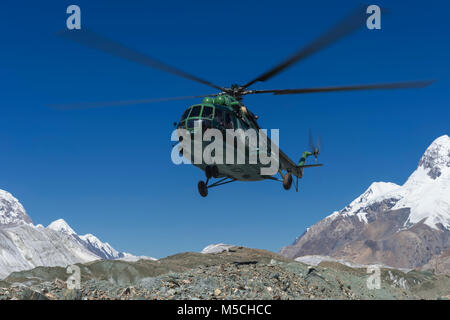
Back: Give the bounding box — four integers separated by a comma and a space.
198, 181, 208, 197
197, 166, 236, 197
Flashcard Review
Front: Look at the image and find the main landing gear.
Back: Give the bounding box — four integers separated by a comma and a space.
197, 165, 236, 197
266, 170, 299, 192
283, 173, 293, 190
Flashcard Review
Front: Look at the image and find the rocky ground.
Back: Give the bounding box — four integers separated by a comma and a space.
1, 247, 449, 300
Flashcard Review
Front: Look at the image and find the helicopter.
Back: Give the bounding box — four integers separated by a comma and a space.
55, 7, 433, 197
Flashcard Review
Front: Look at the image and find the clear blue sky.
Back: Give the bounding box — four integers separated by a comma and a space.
0, 1, 448, 258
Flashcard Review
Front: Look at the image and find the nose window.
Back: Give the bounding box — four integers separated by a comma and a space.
180, 108, 190, 121
190, 106, 201, 117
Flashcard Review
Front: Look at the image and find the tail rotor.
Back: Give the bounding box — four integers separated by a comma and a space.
309, 129, 321, 161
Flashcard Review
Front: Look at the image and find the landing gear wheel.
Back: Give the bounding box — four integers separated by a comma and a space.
198, 181, 208, 197
211, 165, 219, 178
283, 173, 293, 190
205, 166, 213, 179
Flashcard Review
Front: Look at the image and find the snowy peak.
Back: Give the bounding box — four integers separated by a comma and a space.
47, 219, 76, 235
336, 136, 450, 230
0, 189, 32, 226
280, 135, 450, 269
79, 233, 123, 260
46, 219, 127, 259
356, 181, 400, 203
341, 182, 401, 217
418, 135, 450, 179
392, 135, 450, 229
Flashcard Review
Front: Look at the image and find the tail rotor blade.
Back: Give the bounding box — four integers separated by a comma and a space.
317, 133, 322, 154
309, 128, 315, 152
308, 129, 322, 160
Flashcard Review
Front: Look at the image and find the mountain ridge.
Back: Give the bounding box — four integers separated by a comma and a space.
0, 190, 153, 279
280, 135, 450, 271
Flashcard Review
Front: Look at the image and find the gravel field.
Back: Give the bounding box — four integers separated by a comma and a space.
1, 247, 449, 300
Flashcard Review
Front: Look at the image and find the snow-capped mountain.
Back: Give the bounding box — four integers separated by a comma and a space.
393, 135, 450, 229
79, 233, 123, 260
280, 135, 450, 270
48, 219, 77, 235
0, 191, 152, 279
0, 222, 99, 279
335, 135, 450, 230
46, 218, 126, 260
337, 181, 401, 224
0, 190, 32, 226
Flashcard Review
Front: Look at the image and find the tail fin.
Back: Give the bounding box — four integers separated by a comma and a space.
297, 151, 314, 167
297, 151, 323, 169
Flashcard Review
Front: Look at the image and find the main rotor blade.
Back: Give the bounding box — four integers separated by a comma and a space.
49, 94, 216, 110
245, 80, 434, 96
58, 29, 225, 91
241, 6, 368, 89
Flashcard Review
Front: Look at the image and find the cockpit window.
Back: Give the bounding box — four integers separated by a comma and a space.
214, 109, 224, 124
202, 106, 213, 119
180, 108, 190, 121
190, 105, 201, 117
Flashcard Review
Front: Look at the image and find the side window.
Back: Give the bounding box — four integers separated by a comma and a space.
189, 105, 201, 117
225, 112, 234, 129
202, 106, 213, 119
